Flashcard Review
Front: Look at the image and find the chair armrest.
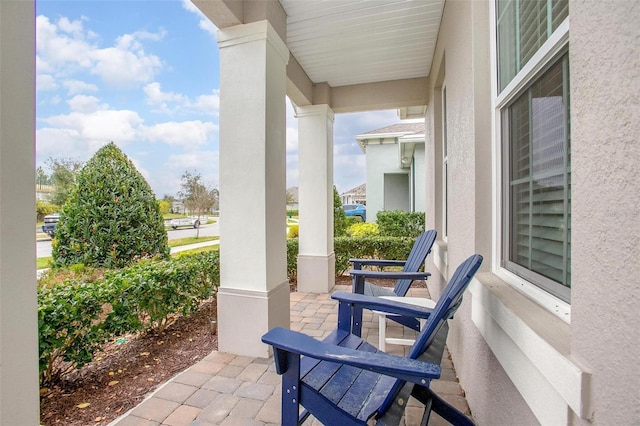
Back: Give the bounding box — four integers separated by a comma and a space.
349, 258, 407, 270
350, 270, 431, 281
262, 327, 440, 384
332, 291, 434, 319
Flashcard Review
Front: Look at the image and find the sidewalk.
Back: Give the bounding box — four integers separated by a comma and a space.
108, 285, 472, 426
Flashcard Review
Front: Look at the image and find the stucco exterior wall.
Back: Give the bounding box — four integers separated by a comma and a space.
423, 1, 539, 424
569, 2, 640, 423
365, 142, 408, 222
424, 1, 640, 424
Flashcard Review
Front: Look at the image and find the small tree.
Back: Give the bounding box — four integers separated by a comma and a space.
52, 142, 169, 268
178, 171, 217, 215
46, 157, 83, 206
333, 186, 347, 237
157, 199, 171, 215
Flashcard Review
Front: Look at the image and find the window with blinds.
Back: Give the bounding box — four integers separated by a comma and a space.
497, 0, 568, 91
502, 54, 571, 302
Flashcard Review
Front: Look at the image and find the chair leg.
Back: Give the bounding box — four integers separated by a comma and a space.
281, 352, 302, 426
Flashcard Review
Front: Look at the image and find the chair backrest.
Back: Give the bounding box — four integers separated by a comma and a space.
379, 254, 483, 414
394, 229, 438, 296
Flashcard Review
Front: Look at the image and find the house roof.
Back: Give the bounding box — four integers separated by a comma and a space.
359, 122, 425, 137
341, 183, 366, 196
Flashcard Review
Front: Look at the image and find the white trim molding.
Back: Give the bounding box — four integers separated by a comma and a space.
470, 273, 592, 422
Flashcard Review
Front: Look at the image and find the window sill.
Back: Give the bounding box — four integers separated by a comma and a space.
470, 272, 591, 422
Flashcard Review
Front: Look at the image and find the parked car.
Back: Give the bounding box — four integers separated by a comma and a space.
42, 213, 60, 237
169, 215, 208, 229
342, 204, 366, 221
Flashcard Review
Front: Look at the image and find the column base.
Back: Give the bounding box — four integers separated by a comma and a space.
297, 253, 335, 293
217, 280, 290, 357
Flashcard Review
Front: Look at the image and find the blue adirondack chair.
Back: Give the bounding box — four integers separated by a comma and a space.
262, 254, 482, 426
350, 229, 437, 334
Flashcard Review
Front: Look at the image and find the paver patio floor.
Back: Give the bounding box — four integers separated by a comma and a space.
109, 285, 472, 426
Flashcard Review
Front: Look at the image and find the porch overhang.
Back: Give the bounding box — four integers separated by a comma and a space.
193, 0, 443, 111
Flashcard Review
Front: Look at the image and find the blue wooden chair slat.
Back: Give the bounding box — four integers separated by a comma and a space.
350, 230, 437, 334
262, 254, 482, 426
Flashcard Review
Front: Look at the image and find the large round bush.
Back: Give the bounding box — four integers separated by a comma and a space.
52, 142, 169, 268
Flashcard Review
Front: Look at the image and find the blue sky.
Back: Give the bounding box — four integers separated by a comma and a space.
36, 0, 402, 197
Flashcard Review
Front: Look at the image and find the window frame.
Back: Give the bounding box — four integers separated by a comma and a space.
442, 83, 449, 242
491, 6, 571, 317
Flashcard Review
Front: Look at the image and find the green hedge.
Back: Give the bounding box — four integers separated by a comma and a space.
286, 236, 415, 279
376, 211, 425, 237
38, 250, 219, 385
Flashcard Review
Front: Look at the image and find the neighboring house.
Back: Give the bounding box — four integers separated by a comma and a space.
356, 121, 425, 222
340, 183, 365, 205
286, 186, 298, 210
1, 2, 638, 425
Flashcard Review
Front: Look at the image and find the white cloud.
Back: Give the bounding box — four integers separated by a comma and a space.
143, 120, 218, 149
63, 79, 99, 95
41, 109, 143, 147
144, 82, 220, 116
90, 44, 162, 88
36, 14, 164, 89
181, 0, 219, 37
144, 82, 187, 113
37, 74, 58, 92
67, 95, 106, 113
190, 91, 220, 115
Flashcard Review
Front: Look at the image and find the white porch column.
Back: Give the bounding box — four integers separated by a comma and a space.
295, 105, 336, 293
216, 20, 290, 357
0, 1, 39, 424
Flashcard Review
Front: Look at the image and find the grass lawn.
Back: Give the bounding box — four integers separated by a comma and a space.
168, 235, 219, 246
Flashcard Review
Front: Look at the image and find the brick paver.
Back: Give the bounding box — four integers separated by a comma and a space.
109, 284, 472, 426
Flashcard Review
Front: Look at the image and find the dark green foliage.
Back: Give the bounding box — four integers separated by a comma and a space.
38, 251, 220, 385
286, 238, 299, 280
285, 236, 415, 280
376, 211, 426, 237
333, 186, 347, 237
52, 142, 169, 268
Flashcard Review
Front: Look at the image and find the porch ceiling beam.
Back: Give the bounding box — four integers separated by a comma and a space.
192, 0, 243, 29
330, 77, 429, 113
192, 0, 287, 40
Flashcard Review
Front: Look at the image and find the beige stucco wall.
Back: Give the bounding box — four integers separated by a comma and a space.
423, 0, 539, 424
569, 1, 640, 423
424, 0, 640, 424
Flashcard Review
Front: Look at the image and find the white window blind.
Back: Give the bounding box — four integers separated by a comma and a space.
504, 55, 571, 301
497, 0, 568, 91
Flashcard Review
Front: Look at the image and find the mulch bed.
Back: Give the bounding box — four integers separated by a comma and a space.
40, 274, 422, 425
40, 300, 217, 426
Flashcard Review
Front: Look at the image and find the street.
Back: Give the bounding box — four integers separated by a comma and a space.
37, 221, 220, 258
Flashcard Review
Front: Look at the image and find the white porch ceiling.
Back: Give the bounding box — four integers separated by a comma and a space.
279, 0, 445, 87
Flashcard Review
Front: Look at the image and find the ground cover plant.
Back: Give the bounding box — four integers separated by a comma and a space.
38, 250, 220, 386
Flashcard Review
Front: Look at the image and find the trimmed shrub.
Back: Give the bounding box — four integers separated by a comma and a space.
347, 222, 379, 238
287, 224, 299, 239
38, 250, 219, 385
376, 211, 426, 237
37, 200, 60, 222
334, 236, 414, 276
333, 186, 348, 236
52, 142, 169, 268
285, 236, 415, 280
286, 239, 299, 280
